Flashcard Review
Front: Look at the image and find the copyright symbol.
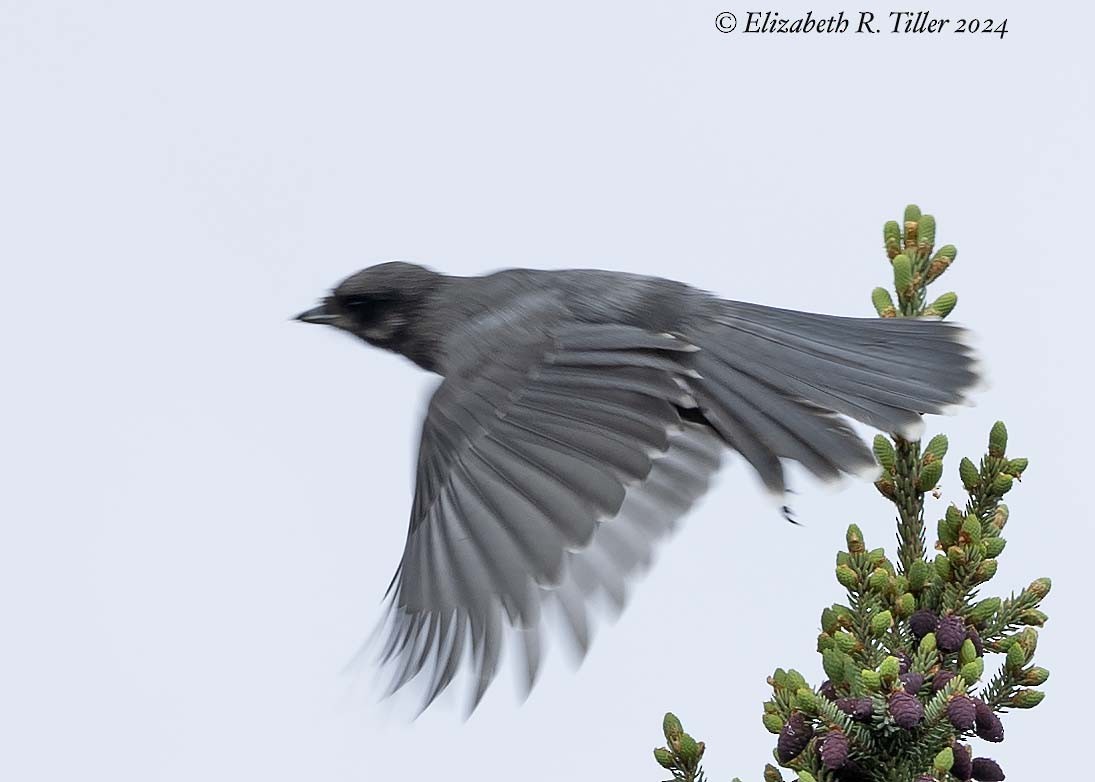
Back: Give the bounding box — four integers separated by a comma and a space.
715, 11, 737, 32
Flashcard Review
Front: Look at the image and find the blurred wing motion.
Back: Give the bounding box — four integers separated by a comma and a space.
373, 303, 978, 714
374, 323, 721, 713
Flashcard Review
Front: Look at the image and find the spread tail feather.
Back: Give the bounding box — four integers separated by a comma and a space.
684, 300, 979, 493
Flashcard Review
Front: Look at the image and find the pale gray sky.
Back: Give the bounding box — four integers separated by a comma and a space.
2, 2, 1092, 780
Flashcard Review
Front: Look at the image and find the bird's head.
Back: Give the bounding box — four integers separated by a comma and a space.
295, 262, 443, 358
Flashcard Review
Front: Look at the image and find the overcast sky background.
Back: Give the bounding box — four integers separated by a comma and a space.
2, 2, 1093, 780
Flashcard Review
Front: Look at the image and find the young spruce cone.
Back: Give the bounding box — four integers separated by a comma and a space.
974, 699, 1004, 742
776, 712, 813, 763
888, 691, 924, 729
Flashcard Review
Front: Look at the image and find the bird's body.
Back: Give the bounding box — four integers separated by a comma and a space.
297, 262, 978, 714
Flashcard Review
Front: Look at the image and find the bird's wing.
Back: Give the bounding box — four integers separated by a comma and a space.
375, 322, 723, 714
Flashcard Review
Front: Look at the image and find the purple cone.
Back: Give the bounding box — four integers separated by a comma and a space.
947, 694, 977, 730
819, 680, 837, 701
937, 615, 967, 652
900, 672, 925, 694
888, 691, 924, 729
972, 757, 1005, 781
932, 669, 956, 693
836, 696, 874, 722
777, 711, 813, 763
974, 699, 1004, 742
952, 743, 973, 780
909, 609, 938, 639
819, 730, 849, 770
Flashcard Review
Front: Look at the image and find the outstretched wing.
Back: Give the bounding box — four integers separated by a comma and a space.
375, 322, 723, 714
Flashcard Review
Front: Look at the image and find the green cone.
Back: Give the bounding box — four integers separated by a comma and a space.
933, 244, 957, 262
991, 474, 1013, 495
836, 564, 858, 590
918, 632, 937, 655
893, 254, 913, 296
794, 688, 818, 713
1021, 667, 1050, 686
969, 597, 1001, 624
879, 655, 900, 683
823, 649, 847, 683
871, 610, 894, 637
676, 733, 700, 764
861, 669, 882, 691
940, 505, 963, 546
1009, 689, 1045, 709
884, 221, 902, 259
904, 204, 922, 223
959, 638, 978, 666
896, 592, 916, 618
961, 516, 982, 545
663, 712, 683, 741
867, 568, 890, 593
846, 524, 865, 553
834, 631, 858, 655
974, 559, 998, 583
959, 457, 980, 490
960, 657, 984, 684
1018, 627, 1039, 659
917, 214, 936, 249
907, 560, 930, 592
873, 435, 896, 471
1005, 457, 1028, 477
934, 553, 952, 581
988, 421, 1008, 457
872, 287, 897, 318
918, 460, 943, 492
1005, 642, 1027, 672
934, 746, 955, 773
785, 670, 808, 691
925, 245, 956, 283
924, 434, 949, 461
1027, 577, 1052, 599
654, 748, 675, 769
926, 291, 957, 318
764, 764, 784, 782
983, 536, 1007, 558
1019, 609, 1047, 627
762, 712, 784, 735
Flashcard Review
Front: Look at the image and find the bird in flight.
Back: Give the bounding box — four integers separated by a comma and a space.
296, 262, 977, 714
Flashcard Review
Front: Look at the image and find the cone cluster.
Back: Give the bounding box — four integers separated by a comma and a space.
652, 206, 1052, 782
752, 419, 1048, 781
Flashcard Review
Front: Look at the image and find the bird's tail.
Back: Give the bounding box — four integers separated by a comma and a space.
684, 300, 979, 495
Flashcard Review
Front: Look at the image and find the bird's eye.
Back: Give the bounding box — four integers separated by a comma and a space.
340, 294, 373, 311
338, 293, 403, 324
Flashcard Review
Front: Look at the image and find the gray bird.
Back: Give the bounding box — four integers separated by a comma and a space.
296, 262, 977, 714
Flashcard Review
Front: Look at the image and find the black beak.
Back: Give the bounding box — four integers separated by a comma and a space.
294, 303, 339, 325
